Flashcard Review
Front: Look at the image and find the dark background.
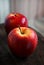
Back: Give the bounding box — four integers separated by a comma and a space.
0, 24, 44, 65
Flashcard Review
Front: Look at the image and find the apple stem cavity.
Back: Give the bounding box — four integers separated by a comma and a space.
19, 26, 24, 34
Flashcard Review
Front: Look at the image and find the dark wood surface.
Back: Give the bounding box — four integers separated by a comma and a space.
0, 24, 44, 65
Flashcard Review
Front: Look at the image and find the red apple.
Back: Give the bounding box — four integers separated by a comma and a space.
4, 12, 28, 34
8, 27, 38, 57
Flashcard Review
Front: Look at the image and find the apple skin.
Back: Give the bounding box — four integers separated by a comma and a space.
4, 13, 28, 34
8, 27, 38, 57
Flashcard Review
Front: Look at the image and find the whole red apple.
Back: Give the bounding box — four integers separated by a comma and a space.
4, 12, 28, 34
8, 27, 38, 57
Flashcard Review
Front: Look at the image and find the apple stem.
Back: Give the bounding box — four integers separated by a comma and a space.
19, 26, 24, 34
